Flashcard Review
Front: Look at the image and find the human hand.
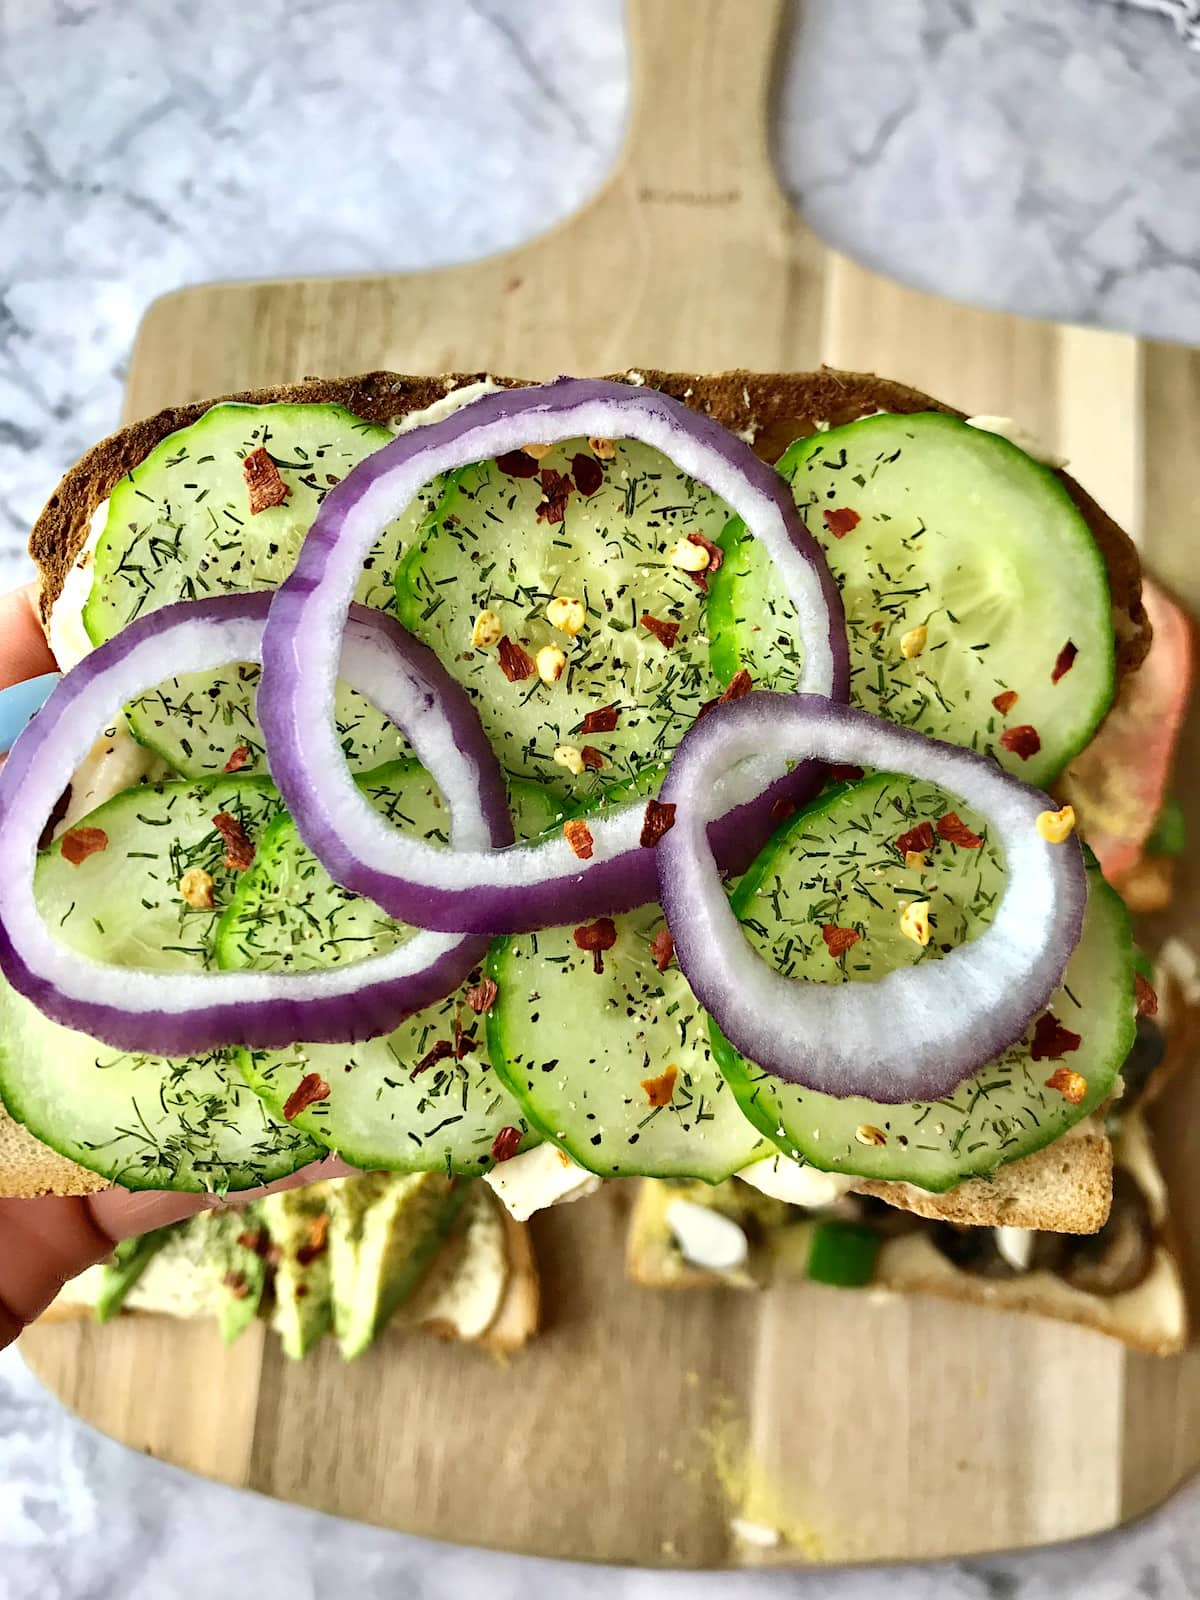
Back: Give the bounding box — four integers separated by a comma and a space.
0, 584, 345, 1348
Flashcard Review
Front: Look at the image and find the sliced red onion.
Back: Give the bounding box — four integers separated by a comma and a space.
657, 693, 1089, 1104
0, 594, 509, 1055
260, 377, 847, 934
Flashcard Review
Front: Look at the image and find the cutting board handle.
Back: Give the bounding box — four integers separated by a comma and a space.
620, 0, 790, 210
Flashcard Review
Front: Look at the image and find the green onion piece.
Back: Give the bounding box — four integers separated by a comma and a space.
806, 1221, 880, 1288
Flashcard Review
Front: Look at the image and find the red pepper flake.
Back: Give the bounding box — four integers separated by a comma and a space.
411, 1039, 454, 1078
640, 1064, 678, 1108
771, 798, 797, 823
495, 448, 538, 479
828, 764, 864, 783
564, 818, 595, 859
212, 811, 256, 871
822, 507, 861, 538
466, 976, 498, 1014
296, 1212, 329, 1267
895, 821, 935, 858
640, 613, 680, 650
574, 916, 618, 973
999, 724, 1042, 761
243, 447, 291, 515
581, 704, 619, 735
60, 826, 108, 866
639, 799, 677, 848
580, 745, 606, 771
223, 1270, 251, 1299
696, 668, 755, 721
571, 452, 604, 497
1051, 640, 1078, 685
991, 689, 1019, 715
1134, 972, 1159, 1018
491, 1125, 523, 1163
282, 1072, 331, 1121
453, 1013, 476, 1061
936, 812, 984, 850
222, 744, 251, 774
1044, 1065, 1088, 1105
1030, 1012, 1083, 1063
683, 532, 725, 592
236, 1227, 272, 1258
497, 635, 536, 682
535, 467, 574, 524
649, 928, 674, 972
821, 925, 861, 959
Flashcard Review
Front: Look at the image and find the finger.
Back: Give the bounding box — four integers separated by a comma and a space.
0, 585, 55, 685
85, 1187, 208, 1243
0, 1195, 118, 1333
199, 1153, 356, 1211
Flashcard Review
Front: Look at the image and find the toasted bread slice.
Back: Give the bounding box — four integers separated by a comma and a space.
850, 1127, 1113, 1234
41, 1183, 540, 1352
626, 1112, 1186, 1355
9, 367, 1149, 1205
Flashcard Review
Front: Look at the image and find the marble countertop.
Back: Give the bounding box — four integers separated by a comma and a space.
3, 0, 1200, 1594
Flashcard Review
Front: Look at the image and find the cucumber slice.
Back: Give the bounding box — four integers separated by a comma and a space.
219, 762, 553, 1175
82, 402, 449, 777
710, 775, 1134, 1191
485, 903, 766, 1181
0, 773, 319, 1191
708, 413, 1115, 785
393, 439, 733, 799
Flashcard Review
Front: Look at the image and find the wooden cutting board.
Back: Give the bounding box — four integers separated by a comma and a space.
20, 0, 1200, 1568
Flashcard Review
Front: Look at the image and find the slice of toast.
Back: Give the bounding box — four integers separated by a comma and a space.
7, 367, 1150, 1217
41, 1182, 540, 1353
625, 1110, 1186, 1356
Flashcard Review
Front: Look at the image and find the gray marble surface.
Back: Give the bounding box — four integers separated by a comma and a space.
2, 0, 1200, 1594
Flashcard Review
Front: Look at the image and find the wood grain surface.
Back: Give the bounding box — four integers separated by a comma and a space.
19, 0, 1200, 1567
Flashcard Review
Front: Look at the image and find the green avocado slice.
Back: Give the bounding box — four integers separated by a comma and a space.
329, 1172, 469, 1360
262, 1183, 333, 1358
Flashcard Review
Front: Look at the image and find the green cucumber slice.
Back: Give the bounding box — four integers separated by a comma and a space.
82, 402, 449, 777
710, 774, 1135, 1191
485, 903, 766, 1181
219, 762, 553, 1175
393, 439, 734, 799
0, 773, 319, 1191
708, 413, 1115, 785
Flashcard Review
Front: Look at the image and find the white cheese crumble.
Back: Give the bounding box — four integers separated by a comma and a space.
664, 1197, 748, 1271
483, 1143, 601, 1221
993, 1225, 1034, 1273
736, 1154, 856, 1209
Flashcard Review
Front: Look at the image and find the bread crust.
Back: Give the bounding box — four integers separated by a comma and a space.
12, 367, 1149, 1200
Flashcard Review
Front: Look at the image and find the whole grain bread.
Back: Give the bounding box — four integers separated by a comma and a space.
9, 367, 1149, 1209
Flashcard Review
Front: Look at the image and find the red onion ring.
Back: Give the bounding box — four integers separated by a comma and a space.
657, 693, 1089, 1103
0, 595, 508, 1055
260, 377, 848, 934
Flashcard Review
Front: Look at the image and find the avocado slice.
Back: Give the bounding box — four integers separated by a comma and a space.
203, 1205, 272, 1344
329, 1173, 468, 1360
93, 1225, 180, 1323
262, 1182, 333, 1358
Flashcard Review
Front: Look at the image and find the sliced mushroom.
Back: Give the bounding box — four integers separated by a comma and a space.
929, 1223, 1022, 1279
1117, 1017, 1166, 1111
1055, 1169, 1156, 1297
